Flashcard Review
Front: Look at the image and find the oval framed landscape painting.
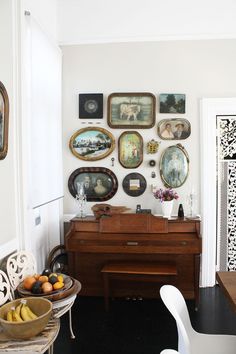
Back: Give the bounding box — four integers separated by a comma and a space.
118, 131, 143, 168
69, 127, 115, 161
160, 144, 189, 188
68, 167, 118, 202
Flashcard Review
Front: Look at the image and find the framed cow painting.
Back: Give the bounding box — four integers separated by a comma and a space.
107, 92, 156, 129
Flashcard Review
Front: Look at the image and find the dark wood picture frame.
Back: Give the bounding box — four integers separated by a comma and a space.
69, 127, 115, 161
122, 172, 147, 197
68, 167, 118, 202
159, 93, 186, 114
157, 118, 191, 140
0, 81, 9, 160
160, 144, 189, 188
79, 93, 103, 119
107, 92, 156, 129
118, 131, 143, 168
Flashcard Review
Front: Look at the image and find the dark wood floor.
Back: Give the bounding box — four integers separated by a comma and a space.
54, 285, 236, 354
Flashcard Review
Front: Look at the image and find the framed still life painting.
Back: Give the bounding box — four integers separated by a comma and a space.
0, 81, 9, 160
107, 92, 156, 129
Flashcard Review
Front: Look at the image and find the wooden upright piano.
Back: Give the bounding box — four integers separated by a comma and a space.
65, 214, 201, 303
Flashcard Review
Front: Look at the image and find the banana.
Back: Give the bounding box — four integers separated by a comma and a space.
15, 303, 22, 317
25, 305, 38, 320
12, 310, 23, 322
6, 310, 13, 322
20, 303, 32, 321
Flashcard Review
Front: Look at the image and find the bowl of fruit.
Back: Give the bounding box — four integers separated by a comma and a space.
17, 269, 73, 301
0, 297, 52, 339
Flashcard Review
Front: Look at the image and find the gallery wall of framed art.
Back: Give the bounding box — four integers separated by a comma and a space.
64, 87, 194, 217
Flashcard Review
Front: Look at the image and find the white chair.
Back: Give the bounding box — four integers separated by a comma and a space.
6, 250, 77, 339
0, 268, 60, 354
160, 285, 236, 354
160, 351, 180, 354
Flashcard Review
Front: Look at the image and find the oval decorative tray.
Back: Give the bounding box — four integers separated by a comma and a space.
17, 275, 73, 301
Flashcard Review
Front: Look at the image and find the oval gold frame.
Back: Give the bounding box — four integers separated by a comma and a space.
69, 127, 115, 161
0, 81, 9, 160
160, 144, 189, 188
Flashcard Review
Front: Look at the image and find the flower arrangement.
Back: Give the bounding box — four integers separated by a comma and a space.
153, 188, 179, 202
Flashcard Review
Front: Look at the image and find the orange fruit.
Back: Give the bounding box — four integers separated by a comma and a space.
23, 276, 37, 290
34, 273, 41, 280
53, 281, 64, 290
41, 281, 53, 293
38, 275, 48, 283
57, 275, 64, 283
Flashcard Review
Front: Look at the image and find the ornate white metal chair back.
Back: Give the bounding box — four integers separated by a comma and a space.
6, 251, 37, 295
0, 269, 13, 305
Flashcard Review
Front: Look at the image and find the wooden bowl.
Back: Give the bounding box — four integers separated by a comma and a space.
0, 297, 52, 339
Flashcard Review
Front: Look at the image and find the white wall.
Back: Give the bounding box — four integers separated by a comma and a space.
62, 39, 236, 217
0, 0, 18, 258
58, 0, 236, 44
0, 0, 61, 265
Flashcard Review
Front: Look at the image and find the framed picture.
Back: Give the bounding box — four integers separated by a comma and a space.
157, 118, 191, 140
79, 93, 103, 119
118, 131, 143, 168
0, 81, 9, 160
160, 144, 189, 188
122, 173, 147, 197
68, 167, 118, 202
69, 127, 115, 161
159, 94, 186, 114
107, 92, 156, 129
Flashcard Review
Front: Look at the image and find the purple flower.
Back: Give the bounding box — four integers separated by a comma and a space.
153, 188, 179, 202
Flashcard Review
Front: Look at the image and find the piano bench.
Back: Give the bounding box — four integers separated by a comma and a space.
101, 262, 177, 311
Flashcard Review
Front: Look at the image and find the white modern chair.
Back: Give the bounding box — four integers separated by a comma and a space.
0, 268, 60, 354
160, 351, 180, 354
160, 285, 236, 354
6, 250, 78, 339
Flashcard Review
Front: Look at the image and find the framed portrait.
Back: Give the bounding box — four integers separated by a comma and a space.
0, 81, 9, 160
69, 127, 115, 161
157, 118, 191, 140
160, 144, 189, 188
79, 93, 103, 119
118, 131, 143, 168
68, 167, 118, 202
122, 173, 147, 197
107, 92, 156, 129
159, 94, 186, 114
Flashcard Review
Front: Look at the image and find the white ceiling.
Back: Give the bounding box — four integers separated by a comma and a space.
57, 0, 236, 44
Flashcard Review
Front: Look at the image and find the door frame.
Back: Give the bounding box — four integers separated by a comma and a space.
200, 98, 236, 287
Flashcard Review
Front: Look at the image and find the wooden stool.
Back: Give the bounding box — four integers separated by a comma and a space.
101, 262, 177, 311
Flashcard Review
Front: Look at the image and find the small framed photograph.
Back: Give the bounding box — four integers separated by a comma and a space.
159, 94, 186, 114
157, 118, 191, 140
69, 127, 115, 161
122, 173, 147, 197
68, 167, 118, 202
107, 92, 156, 129
118, 131, 143, 168
0, 81, 9, 160
79, 93, 103, 119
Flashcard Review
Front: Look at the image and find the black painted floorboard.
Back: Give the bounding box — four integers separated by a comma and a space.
54, 285, 236, 354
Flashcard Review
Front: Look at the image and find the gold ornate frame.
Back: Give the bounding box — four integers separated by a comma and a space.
69, 127, 115, 161
0, 82, 9, 160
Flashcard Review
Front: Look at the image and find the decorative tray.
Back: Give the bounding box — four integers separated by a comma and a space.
17, 275, 74, 302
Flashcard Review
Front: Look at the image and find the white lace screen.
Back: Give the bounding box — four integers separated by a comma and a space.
217, 116, 236, 271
